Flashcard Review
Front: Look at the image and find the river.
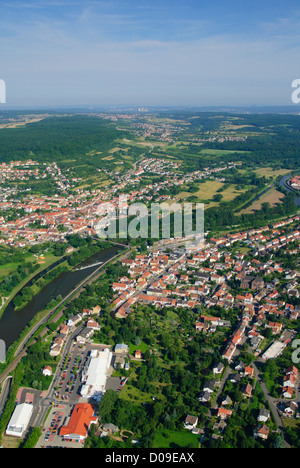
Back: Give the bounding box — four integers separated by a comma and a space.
0, 244, 121, 349
279, 175, 300, 207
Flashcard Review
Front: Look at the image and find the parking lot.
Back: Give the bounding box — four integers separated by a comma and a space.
37, 405, 84, 449
53, 342, 88, 404
52, 342, 122, 402
36, 341, 123, 448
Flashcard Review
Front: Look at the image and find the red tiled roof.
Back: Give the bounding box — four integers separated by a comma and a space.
60, 403, 97, 438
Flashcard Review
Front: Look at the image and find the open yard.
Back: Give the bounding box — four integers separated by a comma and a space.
152, 429, 200, 449
0, 252, 58, 280
119, 384, 156, 404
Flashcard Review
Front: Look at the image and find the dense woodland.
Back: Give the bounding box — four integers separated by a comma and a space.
1, 111, 300, 171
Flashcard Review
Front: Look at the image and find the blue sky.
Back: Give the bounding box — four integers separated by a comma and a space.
1, 0, 300, 107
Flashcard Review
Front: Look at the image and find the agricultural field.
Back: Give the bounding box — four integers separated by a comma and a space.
239, 187, 285, 214
254, 167, 291, 180
177, 180, 251, 208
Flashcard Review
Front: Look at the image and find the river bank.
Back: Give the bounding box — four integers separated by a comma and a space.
0, 243, 122, 350
279, 174, 300, 207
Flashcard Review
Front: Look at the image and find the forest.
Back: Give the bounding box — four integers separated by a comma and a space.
1, 111, 300, 174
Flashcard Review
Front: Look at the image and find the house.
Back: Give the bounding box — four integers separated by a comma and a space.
203, 380, 216, 394
113, 354, 126, 370
213, 362, 225, 376
265, 322, 283, 335
60, 324, 69, 336
254, 425, 270, 440
184, 415, 198, 430
49, 344, 62, 357
199, 391, 211, 403
283, 374, 297, 389
285, 366, 298, 378
86, 319, 100, 330
67, 314, 82, 328
42, 365, 52, 377
258, 408, 270, 423
91, 305, 101, 316
134, 350, 142, 359
228, 373, 242, 384
50, 335, 65, 357
102, 423, 119, 434
235, 361, 245, 372
114, 343, 129, 354
222, 343, 236, 362
282, 386, 294, 399
243, 383, 253, 398
213, 420, 227, 434
221, 395, 233, 407
217, 408, 232, 420
76, 327, 94, 344
244, 366, 254, 379
283, 401, 298, 417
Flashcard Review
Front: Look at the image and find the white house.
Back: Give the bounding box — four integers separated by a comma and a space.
184, 415, 198, 431
213, 362, 224, 376
258, 408, 270, 423
67, 314, 82, 328
42, 366, 53, 377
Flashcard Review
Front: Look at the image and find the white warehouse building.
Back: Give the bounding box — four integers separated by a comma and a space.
80, 348, 113, 401
6, 403, 33, 438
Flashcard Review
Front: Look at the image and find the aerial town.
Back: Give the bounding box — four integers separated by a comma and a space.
0, 112, 299, 450
0, 157, 241, 247
1, 0, 300, 453
1, 201, 299, 447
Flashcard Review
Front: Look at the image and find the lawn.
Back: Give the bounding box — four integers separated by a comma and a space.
119, 384, 156, 404
152, 429, 200, 449
0, 251, 58, 279
128, 341, 150, 355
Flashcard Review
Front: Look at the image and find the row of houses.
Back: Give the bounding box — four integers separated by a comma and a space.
50, 306, 101, 356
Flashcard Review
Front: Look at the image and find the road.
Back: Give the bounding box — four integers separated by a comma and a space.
33, 327, 84, 429
0, 376, 12, 418
0, 243, 131, 414
253, 360, 291, 448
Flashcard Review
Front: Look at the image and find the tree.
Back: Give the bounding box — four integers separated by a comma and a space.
98, 390, 118, 422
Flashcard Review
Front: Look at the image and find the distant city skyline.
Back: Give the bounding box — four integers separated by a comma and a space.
1, 0, 300, 107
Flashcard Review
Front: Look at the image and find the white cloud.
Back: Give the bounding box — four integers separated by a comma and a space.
1, 5, 300, 106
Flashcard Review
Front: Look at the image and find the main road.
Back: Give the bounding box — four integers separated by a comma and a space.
253, 360, 291, 449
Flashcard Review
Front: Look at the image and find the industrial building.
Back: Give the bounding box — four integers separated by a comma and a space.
6, 403, 33, 438
80, 348, 112, 401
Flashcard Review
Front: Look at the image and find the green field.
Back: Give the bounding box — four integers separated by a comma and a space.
152, 429, 200, 449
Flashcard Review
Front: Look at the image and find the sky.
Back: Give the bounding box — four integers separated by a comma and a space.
1, 0, 300, 107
